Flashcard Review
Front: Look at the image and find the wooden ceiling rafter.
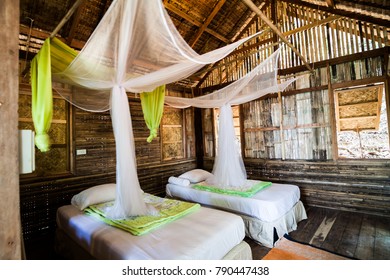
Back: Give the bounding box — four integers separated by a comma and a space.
49, 0, 86, 39
194, 1, 270, 88
189, 0, 227, 47
65, 0, 88, 45
231, 1, 268, 42
164, 2, 230, 44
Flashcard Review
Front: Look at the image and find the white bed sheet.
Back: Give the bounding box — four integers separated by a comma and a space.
166, 180, 301, 222
56, 204, 246, 260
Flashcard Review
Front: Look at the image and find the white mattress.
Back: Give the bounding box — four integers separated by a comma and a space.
56, 204, 245, 260
166, 180, 301, 222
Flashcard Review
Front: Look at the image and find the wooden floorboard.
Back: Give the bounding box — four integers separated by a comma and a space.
309, 209, 337, 247
355, 214, 376, 260
374, 217, 390, 260
249, 207, 390, 260
336, 211, 362, 258
320, 210, 348, 253
289, 207, 327, 242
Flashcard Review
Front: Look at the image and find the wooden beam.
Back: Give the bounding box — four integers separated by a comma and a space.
189, 0, 226, 47
65, 0, 88, 45
283, 15, 342, 37
50, 0, 86, 38
0, 0, 22, 260
164, 2, 230, 44
241, 0, 314, 73
231, 1, 268, 41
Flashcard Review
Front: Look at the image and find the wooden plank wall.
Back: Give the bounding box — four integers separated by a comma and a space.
245, 159, 390, 218
203, 158, 390, 217
20, 92, 196, 241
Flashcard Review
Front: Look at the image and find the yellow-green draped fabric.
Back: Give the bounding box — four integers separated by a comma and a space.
31, 37, 165, 149
30, 39, 53, 152
30, 38, 78, 152
140, 85, 166, 142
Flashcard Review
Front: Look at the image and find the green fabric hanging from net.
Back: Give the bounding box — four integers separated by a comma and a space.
30, 37, 78, 152
140, 85, 166, 143
31, 37, 167, 150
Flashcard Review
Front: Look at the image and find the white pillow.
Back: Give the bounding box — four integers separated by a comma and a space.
168, 176, 191, 186
178, 169, 213, 183
71, 183, 116, 210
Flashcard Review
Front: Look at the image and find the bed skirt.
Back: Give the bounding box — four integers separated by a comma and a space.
240, 200, 307, 248
54, 228, 252, 260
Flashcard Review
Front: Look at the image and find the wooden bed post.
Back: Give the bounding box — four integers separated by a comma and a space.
0, 0, 22, 259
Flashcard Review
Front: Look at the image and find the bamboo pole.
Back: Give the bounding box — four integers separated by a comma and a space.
241, 0, 314, 73
50, 0, 86, 38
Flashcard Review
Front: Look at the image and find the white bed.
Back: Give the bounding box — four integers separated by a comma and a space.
166, 169, 307, 248
55, 184, 252, 260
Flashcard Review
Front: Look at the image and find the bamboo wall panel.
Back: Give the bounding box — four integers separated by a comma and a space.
199, 2, 390, 88
162, 107, 184, 160
241, 90, 331, 160
19, 92, 69, 176
331, 56, 384, 83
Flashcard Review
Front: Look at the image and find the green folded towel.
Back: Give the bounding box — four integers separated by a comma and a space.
84, 193, 200, 236
193, 180, 272, 197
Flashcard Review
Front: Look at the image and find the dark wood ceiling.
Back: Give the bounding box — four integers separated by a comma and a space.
18, 0, 389, 87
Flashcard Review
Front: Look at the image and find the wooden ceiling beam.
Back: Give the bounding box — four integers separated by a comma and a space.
164, 2, 230, 44
65, 0, 88, 45
19, 25, 85, 50
195, 2, 269, 87
189, 0, 227, 47
50, 0, 86, 38
231, 1, 268, 41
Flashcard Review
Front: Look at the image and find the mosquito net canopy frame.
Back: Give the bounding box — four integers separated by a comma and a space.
31, 0, 293, 219
165, 48, 296, 189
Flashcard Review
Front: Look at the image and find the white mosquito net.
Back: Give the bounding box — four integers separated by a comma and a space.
165, 48, 296, 189
45, 0, 267, 219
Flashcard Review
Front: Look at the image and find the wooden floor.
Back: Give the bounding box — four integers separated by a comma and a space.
247, 206, 390, 260
24, 206, 390, 260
